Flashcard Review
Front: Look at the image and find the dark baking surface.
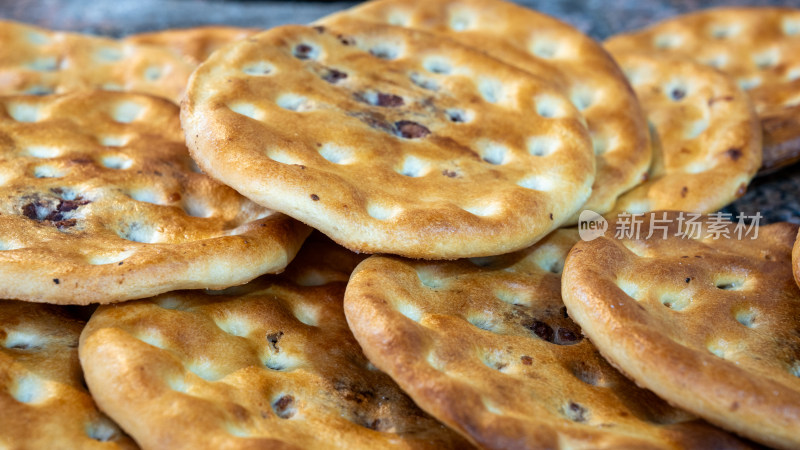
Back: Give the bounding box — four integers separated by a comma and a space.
2, 0, 798, 224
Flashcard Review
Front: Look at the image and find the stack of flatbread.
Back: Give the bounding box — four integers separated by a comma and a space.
1, 1, 798, 448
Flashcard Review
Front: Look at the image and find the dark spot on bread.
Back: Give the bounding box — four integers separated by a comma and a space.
322, 68, 348, 84
726, 148, 742, 161
442, 169, 457, 178
310, 194, 319, 201
520, 355, 533, 365
312, 25, 325, 34
565, 402, 589, 422
376, 93, 404, 107
55, 219, 77, 230
523, 319, 554, 343
394, 121, 430, 139
680, 186, 688, 198
267, 331, 284, 352
337, 34, 355, 46
168, 192, 181, 203
53, 278, 59, 284
549, 213, 554, 220
670, 88, 686, 101
272, 395, 296, 419
557, 327, 583, 344
685, 277, 691, 283
293, 44, 314, 60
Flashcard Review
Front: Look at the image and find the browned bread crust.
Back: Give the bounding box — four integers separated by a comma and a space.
343, 229, 749, 449
181, 21, 596, 259
606, 7, 800, 174
563, 212, 800, 449
0, 300, 136, 449
609, 52, 761, 214
0, 20, 194, 103
79, 240, 471, 449
320, 0, 652, 221
0, 91, 310, 304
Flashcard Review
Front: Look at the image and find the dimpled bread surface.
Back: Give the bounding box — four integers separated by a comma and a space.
0, 90, 310, 304
320, 0, 651, 222
78, 239, 472, 449
609, 52, 761, 214
605, 7, 800, 173
181, 21, 595, 259
562, 212, 800, 449
342, 229, 749, 449
0, 20, 195, 103
0, 300, 136, 449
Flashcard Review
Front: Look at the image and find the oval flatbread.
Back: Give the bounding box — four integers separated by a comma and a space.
79, 239, 471, 449
0, 91, 310, 304
343, 229, 747, 449
609, 52, 761, 214
605, 7, 800, 174
320, 0, 652, 221
562, 212, 800, 449
182, 22, 594, 259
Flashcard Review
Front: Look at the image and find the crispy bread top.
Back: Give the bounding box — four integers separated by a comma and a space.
181, 21, 595, 259
78, 240, 471, 449
127, 26, 258, 65
0, 91, 310, 304
0, 300, 135, 449
320, 0, 651, 219
342, 229, 747, 449
562, 212, 800, 449
609, 52, 761, 214
0, 20, 194, 103
605, 7, 800, 173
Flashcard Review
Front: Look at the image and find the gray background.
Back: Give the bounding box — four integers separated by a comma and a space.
1, 0, 798, 223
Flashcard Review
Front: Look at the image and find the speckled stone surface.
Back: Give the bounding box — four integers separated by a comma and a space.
1, 0, 798, 224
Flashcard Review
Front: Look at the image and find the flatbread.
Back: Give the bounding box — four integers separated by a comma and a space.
342, 229, 748, 449
605, 7, 800, 174
319, 0, 651, 220
0, 300, 136, 449
0, 20, 195, 103
562, 212, 800, 449
78, 240, 471, 449
609, 52, 761, 214
0, 91, 310, 304
181, 21, 595, 259
127, 26, 258, 65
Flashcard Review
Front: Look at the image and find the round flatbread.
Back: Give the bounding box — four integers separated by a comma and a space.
562, 212, 800, 449
319, 0, 651, 221
0, 300, 135, 449
78, 240, 471, 449
0, 19, 194, 103
127, 26, 258, 65
609, 52, 761, 214
0, 91, 310, 304
605, 7, 800, 174
342, 229, 747, 449
181, 21, 595, 259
